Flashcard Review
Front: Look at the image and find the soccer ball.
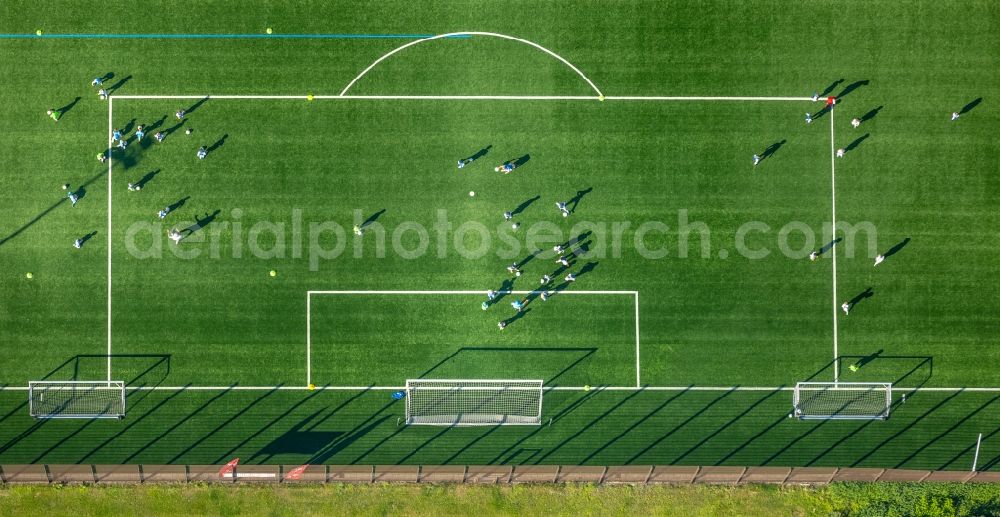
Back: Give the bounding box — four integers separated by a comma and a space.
583, 385, 592, 391
598, 95, 605, 102
307, 94, 314, 101
26, 272, 33, 279
269, 270, 277, 277
135, 184, 141, 191
266, 28, 273, 34
469, 191, 475, 197
35, 30, 42, 36
494, 166, 500, 172
61, 184, 68, 190
308, 383, 315, 391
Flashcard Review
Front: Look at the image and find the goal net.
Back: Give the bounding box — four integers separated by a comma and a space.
405, 379, 543, 426
29, 381, 126, 419
792, 382, 892, 420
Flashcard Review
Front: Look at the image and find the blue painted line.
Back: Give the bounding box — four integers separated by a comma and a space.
0, 33, 471, 40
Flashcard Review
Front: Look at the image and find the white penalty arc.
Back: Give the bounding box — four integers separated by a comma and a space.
338, 32, 605, 98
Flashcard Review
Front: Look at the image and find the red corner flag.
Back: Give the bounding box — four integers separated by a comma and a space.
285, 464, 309, 481
219, 458, 239, 477
826, 96, 837, 106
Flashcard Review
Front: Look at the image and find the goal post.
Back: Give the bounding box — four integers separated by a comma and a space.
792, 381, 892, 420
405, 379, 543, 426
28, 381, 126, 419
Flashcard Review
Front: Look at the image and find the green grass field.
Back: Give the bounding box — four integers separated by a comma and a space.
1, 0, 999, 469
6, 482, 1000, 517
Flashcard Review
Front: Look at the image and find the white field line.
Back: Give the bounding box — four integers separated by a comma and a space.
3, 385, 1000, 392
110, 94, 814, 101
307, 290, 639, 389
635, 292, 641, 388
307, 290, 638, 295
830, 107, 839, 382
337, 31, 604, 97
107, 97, 114, 382
306, 292, 312, 387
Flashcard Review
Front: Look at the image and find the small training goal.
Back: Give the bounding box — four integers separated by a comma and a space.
29, 381, 126, 419
405, 379, 543, 426
792, 382, 892, 420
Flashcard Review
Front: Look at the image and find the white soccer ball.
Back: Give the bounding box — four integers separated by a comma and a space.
469, 191, 475, 197
135, 184, 141, 191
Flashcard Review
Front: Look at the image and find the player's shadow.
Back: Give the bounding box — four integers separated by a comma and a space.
463, 144, 492, 162
119, 118, 137, 136
98, 71, 115, 83
510, 154, 531, 168
56, 97, 82, 117
139, 116, 169, 149
0, 168, 107, 247
164, 119, 187, 135
516, 248, 543, 268
167, 196, 190, 213
860, 105, 883, 123
837, 79, 870, 99
845, 133, 870, 153
511, 195, 540, 217
960, 97, 982, 115
106, 74, 132, 94
78, 231, 98, 247
562, 230, 593, 250
183, 209, 222, 236
185, 95, 210, 115
849, 287, 874, 307
812, 104, 832, 120
74, 186, 88, 202
818, 237, 842, 256
819, 79, 844, 97
361, 209, 385, 228
135, 169, 160, 189
577, 261, 599, 277
760, 140, 787, 161
502, 308, 532, 327
567, 187, 593, 213
207, 134, 228, 154
145, 115, 168, 133
882, 237, 911, 259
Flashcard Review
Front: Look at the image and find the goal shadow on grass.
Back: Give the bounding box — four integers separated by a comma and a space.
39, 354, 171, 389
805, 352, 933, 388
416, 346, 599, 387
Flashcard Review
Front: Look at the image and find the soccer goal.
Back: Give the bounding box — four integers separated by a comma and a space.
405, 379, 543, 426
28, 381, 126, 419
792, 382, 892, 420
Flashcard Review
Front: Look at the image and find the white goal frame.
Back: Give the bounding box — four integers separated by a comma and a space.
405, 378, 543, 426
792, 381, 892, 420
28, 380, 126, 419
